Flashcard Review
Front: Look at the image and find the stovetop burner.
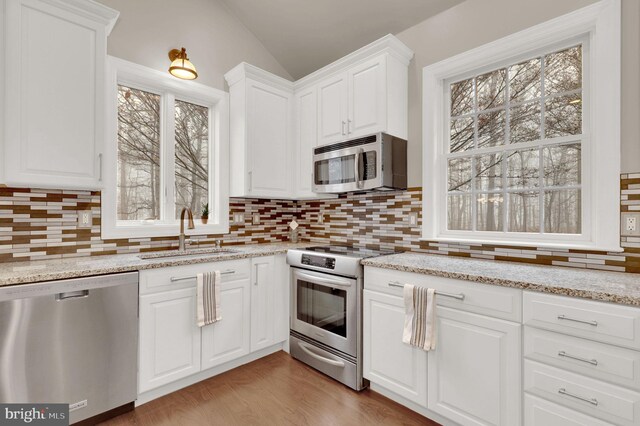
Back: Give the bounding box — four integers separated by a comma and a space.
304, 245, 395, 259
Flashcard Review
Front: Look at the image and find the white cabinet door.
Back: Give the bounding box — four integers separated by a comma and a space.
272, 254, 290, 344
3, 0, 114, 189
363, 290, 427, 406
139, 287, 201, 393
428, 306, 522, 426
250, 256, 276, 352
524, 394, 615, 426
295, 86, 318, 197
317, 73, 348, 145
347, 56, 386, 138
246, 79, 293, 197
201, 277, 251, 370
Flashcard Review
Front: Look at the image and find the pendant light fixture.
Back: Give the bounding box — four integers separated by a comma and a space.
168, 47, 198, 80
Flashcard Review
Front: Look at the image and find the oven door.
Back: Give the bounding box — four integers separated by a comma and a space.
313, 142, 382, 193
291, 268, 357, 357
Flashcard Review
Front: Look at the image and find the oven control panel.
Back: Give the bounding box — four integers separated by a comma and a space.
301, 254, 336, 270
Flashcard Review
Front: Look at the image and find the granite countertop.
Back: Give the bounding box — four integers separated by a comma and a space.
362, 252, 640, 307
0, 242, 310, 287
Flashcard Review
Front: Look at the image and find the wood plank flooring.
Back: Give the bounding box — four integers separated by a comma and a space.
101, 351, 439, 426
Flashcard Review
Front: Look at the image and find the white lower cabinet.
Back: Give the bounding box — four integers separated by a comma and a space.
139, 287, 201, 393
524, 394, 614, 426
362, 268, 640, 426
251, 256, 276, 352
363, 266, 522, 426
363, 289, 427, 406
201, 276, 251, 370
427, 307, 521, 426
138, 255, 289, 396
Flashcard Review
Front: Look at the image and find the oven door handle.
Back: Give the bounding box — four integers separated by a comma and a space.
297, 342, 345, 368
294, 270, 353, 288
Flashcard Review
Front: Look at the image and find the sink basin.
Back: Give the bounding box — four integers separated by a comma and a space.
138, 248, 238, 260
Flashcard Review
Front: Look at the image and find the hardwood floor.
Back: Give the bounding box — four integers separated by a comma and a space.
101, 351, 439, 426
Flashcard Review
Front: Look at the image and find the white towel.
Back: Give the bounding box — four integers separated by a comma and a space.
197, 271, 222, 327
402, 284, 437, 351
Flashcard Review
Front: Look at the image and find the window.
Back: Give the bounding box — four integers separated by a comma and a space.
423, 0, 620, 250
446, 46, 583, 235
102, 57, 229, 238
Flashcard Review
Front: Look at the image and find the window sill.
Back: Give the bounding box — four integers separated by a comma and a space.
419, 235, 623, 253
101, 221, 229, 240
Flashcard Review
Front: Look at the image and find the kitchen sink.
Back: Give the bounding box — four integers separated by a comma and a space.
138, 248, 238, 260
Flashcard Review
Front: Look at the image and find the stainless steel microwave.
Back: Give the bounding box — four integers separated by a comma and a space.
312, 133, 407, 193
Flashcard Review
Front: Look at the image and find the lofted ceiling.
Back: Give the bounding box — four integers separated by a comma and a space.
220, 0, 464, 79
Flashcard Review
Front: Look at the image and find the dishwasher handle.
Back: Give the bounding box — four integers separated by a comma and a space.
55, 290, 89, 301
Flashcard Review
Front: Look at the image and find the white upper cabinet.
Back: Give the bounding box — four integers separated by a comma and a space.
226, 35, 412, 200
304, 35, 413, 146
1, 0, 118, 189
347, 56, 386, 138
226, 64, 294, 199
317, 74, 349, 145
294, 86, 319, 198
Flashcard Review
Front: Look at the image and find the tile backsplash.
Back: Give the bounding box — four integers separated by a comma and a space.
1, 174, 639, 274
0, 187, 296, 263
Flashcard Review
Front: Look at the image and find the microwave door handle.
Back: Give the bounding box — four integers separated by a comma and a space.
294, 271, 352, 287
354, 148, 364, 189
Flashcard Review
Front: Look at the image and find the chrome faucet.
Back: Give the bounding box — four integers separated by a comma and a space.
179, 207, 195, 251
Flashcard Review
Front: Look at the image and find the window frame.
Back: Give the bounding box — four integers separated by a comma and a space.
102, 56, 229, 239
422, 0, 621, 251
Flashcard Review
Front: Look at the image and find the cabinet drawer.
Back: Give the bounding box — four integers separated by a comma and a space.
140, 259, 251, 294
524, 394, 614, 426
364, 267, 522, 322
523, 292, 640, 350
524, 327, 640, 391
524, 360, 640, 426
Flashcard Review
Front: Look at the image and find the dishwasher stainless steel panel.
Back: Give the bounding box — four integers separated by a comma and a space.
0, 272, 138, 424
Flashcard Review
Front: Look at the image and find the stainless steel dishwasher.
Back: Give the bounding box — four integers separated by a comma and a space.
0, 272, 138, 424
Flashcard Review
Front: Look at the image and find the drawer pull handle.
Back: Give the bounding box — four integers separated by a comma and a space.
558, 388, 598, 406
170, 270, 236, 282
558, 351, 598, 366
557, 315, 598, 327
388, 281, 465, 301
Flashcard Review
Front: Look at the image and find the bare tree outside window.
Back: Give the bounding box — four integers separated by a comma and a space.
446, 45, 583, 234
117, 86, 161, 221
174, 100, 209, 218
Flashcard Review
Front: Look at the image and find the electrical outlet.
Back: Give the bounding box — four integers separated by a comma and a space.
408, 212, 418, 226
621, 212, 640, 236
252, 213, 260, 225
627, 216, 637, 232
233, 213, 244, 224
78, 210, 92, 228
317, 211, 324, 224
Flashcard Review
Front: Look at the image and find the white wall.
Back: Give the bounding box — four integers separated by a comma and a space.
396, 0, 640, 185
96, 0, 292, 91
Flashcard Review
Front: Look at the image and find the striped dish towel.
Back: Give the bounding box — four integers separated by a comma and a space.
402, 284, 437, 351
197, 271, 222, 327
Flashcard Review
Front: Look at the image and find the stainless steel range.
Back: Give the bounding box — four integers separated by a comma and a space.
286, 245, 392, 391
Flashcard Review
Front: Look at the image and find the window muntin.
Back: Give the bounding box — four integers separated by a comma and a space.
445, 45, 583, 235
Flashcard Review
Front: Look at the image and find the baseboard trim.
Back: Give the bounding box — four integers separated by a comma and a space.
369, 383, 454, 426
73, 402, 134, 425
136, 342, 285, 406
